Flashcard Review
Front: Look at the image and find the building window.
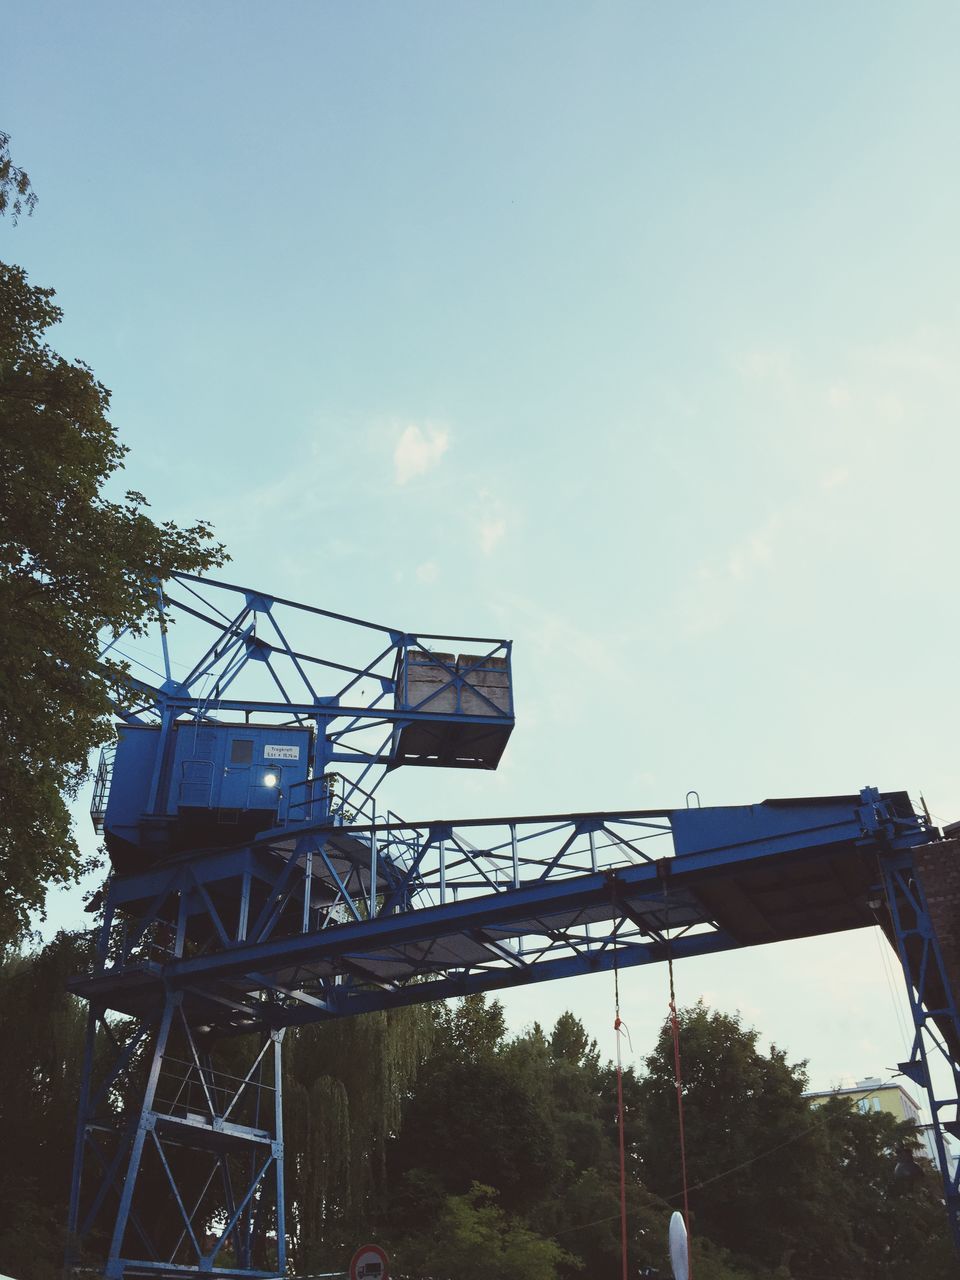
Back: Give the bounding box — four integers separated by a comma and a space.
230, 739, 254, 765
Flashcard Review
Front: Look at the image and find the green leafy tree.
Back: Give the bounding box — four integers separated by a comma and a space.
804, 1095, 955, 1279
637, 1001, 822, 1268
392, 1183, 577, 1280
386, 1002, 647, 1279
0, 933, 91, 1280
284, 1006, 434, 1272
508, 1014, 671, 1279
388, 998, 563, 1220
0, 132, 37, 222
637, 1000, 955, 1278
433, 990, 508, 1065
0, 260, 226, 945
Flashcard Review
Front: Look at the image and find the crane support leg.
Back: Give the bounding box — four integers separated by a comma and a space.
68, 977, 286, 1277
880, 844, 960, 1253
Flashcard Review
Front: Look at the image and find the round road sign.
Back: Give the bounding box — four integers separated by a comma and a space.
349, 1243, 389, 1280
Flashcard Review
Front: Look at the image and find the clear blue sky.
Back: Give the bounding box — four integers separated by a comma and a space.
5, 2, 960, 1092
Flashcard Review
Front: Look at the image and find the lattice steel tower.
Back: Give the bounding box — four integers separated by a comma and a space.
66, 575, 960, 1275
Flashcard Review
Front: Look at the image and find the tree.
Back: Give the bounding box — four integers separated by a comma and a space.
0, 132, 37, 222
0, 932, 91, 1279
392, 1183, 577, 1280
385, 1001, 666, 1279
637, 1000, 955, 1278
0, 259, 226, 946
432, 990, 508, 1065
804, 1095, 956, 1279
637, 1001, 823, 1268
386, 996, 576, 1233
284, 1006, 434, 1272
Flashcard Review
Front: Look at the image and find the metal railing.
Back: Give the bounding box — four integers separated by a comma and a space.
89, 743, 117, 832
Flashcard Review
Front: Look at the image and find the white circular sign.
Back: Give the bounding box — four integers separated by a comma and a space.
349, 1243, 389, 1280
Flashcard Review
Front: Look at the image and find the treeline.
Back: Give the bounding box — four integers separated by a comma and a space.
0, 933, 954, 1280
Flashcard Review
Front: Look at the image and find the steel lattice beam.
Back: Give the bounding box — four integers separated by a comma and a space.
68, 786, 960, 1274
67, 578, 960, 1274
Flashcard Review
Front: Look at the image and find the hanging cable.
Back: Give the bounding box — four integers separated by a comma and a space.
667, 949, 693, 1276
660, 860, 693, 1279
871, 906, 913, 1054
613, 951, 630, 1280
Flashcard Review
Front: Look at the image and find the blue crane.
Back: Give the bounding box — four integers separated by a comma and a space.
67, 574, 960, 1276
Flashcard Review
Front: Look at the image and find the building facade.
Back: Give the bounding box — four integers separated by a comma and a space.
805, 1077, 957, 1179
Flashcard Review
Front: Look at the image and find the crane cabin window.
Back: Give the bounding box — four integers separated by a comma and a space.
230, 739, 254, 765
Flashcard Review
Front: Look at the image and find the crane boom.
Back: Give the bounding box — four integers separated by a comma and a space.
66, 576, 960, 1276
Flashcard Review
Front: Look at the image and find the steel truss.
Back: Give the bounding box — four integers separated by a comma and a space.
68, 991, 284, 1278
97, 572, 515, 819
68, 786, 960, 1271
879, 850, 960, 1250
67, 577, 960, 1272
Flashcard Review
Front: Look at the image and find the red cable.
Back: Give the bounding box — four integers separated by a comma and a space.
613, 907, 693, 1280
668, 955, 693, 1278
614, 1010, 629, 1280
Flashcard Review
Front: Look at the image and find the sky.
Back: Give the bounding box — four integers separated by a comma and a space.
4, 2, 960, 1098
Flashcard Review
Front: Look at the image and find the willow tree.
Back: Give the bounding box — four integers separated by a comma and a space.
0, 932, 91, 1280
284, 1005, 433, 1270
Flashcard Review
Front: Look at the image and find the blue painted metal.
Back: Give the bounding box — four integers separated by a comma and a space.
67, 577, 960, 1276
879, 849, 960, 1252
68, 993, 286, 1279
94, 574, 515, 871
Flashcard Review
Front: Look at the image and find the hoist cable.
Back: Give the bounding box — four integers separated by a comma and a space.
662, 865, 693, 1279
667, 949, 693, 1276
613, 952, 629, 1280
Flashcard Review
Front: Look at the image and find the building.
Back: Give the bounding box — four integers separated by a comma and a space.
919, 1124, 960, 1181
805, 1077, 957, 1179
806, 1076, 923, 1125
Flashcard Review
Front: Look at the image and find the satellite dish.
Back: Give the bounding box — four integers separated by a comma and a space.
669, 1211, 689, 1280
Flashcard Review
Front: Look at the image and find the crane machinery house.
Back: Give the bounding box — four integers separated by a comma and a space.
92, 641, 513, 870
98, 721, 314, 868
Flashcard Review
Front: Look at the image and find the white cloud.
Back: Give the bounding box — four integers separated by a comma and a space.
475, 489, 509, 555
478, 517, 506, 555
872, 391, 905, 423
675, 513, 784, 638
499, 595, 623, 681
393, 423, 450, 485
415, 560, 439, 584
820, 467, 849, 491
826, 385, 852, 409
725, 524, 777, 581
734, 346, 794, 389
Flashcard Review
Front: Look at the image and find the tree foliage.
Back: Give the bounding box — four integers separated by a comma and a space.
0, 132, 37, 223
284, 1005, 434, 1272
384, 998, 677, 1279
392, 1183, 577, 1280
636, 1000, 955, 1278
0, 967, 954, 1280
638, 1001, 821, 1266
0, 932, 91, 1279
0, 261, 226, 945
